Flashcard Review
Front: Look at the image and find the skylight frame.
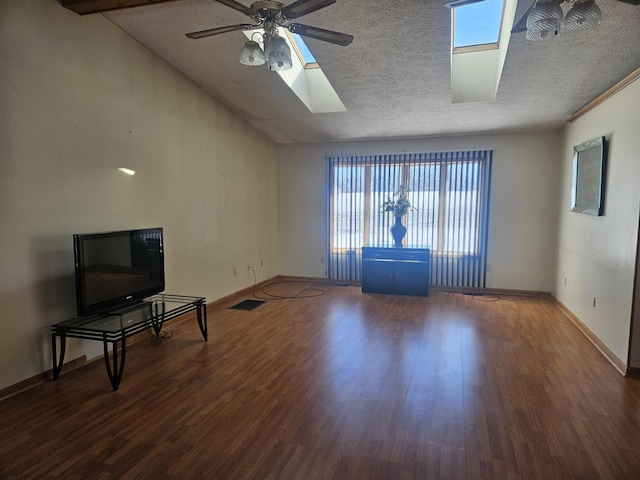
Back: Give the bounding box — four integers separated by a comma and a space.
284, 31, 320, 70
452, 0, 507, 54
449, 0, 518, 104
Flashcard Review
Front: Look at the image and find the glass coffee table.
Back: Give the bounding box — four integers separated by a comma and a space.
51, 294, 207, 390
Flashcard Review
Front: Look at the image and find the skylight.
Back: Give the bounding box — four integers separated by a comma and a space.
288, 32, 318, 68
449, 0, 518, 104
453, 0, 505, 50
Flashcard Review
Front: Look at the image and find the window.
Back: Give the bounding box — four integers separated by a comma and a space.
286, 32, 319, 69
452, 0, 505, 51
449, 0, 514, 103
328, 151, 492, 287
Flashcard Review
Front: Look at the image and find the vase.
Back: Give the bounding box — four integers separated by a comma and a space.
390, 216, 406, 247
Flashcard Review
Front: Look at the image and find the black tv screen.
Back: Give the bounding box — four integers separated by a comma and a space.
73, 228, 165, 316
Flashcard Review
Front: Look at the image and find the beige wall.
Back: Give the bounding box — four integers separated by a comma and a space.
0, 0, 278, 390
277, 131, 562, 291
554, 78, 640, 366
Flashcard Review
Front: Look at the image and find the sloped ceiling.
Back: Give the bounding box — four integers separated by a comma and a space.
70, 0, 640, 143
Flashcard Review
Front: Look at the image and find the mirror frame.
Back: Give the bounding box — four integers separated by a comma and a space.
571, 136, 607, 216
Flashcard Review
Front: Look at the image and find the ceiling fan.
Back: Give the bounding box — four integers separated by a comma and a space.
510, 0, 601, 40
448, 0, 636, 42
510, 0, 638, 40
185, 0, 353, 71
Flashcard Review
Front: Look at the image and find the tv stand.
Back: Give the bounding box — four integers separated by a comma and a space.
51, 294, 207, 390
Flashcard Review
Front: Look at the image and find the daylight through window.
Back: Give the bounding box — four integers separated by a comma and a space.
328, 151, 492, 287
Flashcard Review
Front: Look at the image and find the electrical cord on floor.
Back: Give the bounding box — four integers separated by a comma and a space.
260, 281, 327, 299
466, 292, 543, 302
248, 266, 350, 300
466, 294, 501, 302
431, 286, 543, 303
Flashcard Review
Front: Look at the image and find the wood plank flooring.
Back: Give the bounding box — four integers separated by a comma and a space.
2, 283, 640, 479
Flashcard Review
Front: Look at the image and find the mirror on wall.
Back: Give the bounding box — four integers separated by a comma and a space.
571, 136, 607, 216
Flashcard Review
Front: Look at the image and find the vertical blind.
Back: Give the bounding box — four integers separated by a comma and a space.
328, 150, 492, 287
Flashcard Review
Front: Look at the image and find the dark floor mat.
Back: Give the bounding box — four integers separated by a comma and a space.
229, 300, 266, 311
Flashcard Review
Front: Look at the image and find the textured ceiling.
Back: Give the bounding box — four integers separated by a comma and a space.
101, 0, 640, 143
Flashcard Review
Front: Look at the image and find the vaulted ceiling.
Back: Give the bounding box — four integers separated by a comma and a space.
62, 0, 640, 143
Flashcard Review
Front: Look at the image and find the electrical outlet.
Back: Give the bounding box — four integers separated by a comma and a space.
564, 276, 567, 286
233, 267, 237, 276
593, 297, 596, 308
260, 259, 263, 267
247, 265, 251, 271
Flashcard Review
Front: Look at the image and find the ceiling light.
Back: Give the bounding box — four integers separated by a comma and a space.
563, 0, 602, 31
526, 28, 555, 41
523, 0, 602, 41
239, 37, 266, 66
527, 1, 563, 32
118, 168, 135, 176
264, 33, 293, 71
237, 29, 292, 71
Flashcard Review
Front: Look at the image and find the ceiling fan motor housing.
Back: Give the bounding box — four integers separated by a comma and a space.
251, 1, 286, 13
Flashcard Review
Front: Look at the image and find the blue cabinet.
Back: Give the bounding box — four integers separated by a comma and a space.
361, 246, 430, 296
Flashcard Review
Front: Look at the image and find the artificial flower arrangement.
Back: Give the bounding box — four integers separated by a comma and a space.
381, 186, 416, 217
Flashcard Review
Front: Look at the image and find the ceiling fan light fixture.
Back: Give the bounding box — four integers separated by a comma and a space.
239, 40, 267, 66
526, 27, 556, 41
265, 34, 293, 71
563, 1, 602, 31
187, 0, 352, 71
526, 1, 564, 31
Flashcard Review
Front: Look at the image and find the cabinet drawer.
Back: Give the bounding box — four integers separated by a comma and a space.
362, 247, 430, 262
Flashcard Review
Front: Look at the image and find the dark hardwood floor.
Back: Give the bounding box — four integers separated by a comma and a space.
2, 282, 640, 479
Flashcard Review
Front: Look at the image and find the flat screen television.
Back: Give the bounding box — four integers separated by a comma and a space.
73, 227, 165, 316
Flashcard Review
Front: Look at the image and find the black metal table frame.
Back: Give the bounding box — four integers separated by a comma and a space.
51, 294, 207, 390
